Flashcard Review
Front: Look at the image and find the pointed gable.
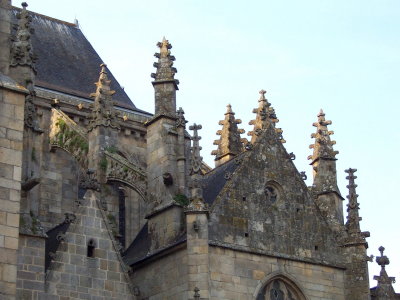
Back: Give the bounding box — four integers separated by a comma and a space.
209, 116, 343, 267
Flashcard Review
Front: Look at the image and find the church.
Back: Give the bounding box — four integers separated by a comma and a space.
0, 1, 398, 299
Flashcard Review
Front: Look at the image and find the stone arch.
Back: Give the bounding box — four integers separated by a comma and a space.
106, 178, 146, 202
254, 272, 308, 300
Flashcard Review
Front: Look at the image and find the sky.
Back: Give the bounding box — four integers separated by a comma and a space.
25, 0, 399, 290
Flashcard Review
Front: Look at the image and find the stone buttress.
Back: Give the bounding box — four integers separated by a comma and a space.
87, 63, 120, 183
185, 123, 210, 299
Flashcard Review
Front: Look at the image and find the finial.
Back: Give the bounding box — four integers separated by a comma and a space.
10, 1, 37, 71
374, 246, 396, 287
212, 104, 246, 165
151, 37, 178, 85
376, 246, 390, 269
176, 107, 187, 128
308, 109, 338, 162
344, 168, 363, 235
248, 90, 284, 143
259, 89, 266, 101
87, 65, 119, 132
189, 123, 203, 175
225, 104, 233, 114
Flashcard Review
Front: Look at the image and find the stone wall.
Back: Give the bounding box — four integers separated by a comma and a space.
209, 246, 346, 300
16, 235, 46, 299
0, 81, 27, 299
130, 247, 188, 299
44, 190, 134, 299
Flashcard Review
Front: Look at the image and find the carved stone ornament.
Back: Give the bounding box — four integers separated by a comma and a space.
88, 64, 120, 132
176, 107, 187, 128
105, 152, 146, 197
79, 169, 100, 191
10, 2, 37, 71
64, 213, 76, 224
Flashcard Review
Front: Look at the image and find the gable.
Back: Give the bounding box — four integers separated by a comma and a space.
209, 124, 344, 267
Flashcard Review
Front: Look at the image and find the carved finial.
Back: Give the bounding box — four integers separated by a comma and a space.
259, 89, 266, 101
308, 109, 338, 162
176, 107, 187, 128
10, 1, 37, 72
189, 123, 203, 175
88, 64, 120, 132
151, 37, 179, 85
373, 246, 396, 294
186, 124, 208, 213
248, 90, 284, 143
344, 168, 363, 237
212, 104, 245, 165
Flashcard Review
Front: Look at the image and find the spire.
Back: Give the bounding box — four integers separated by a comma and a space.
345, 168, 361, 235
10, 2, 36, 73
248, 90, 285, 143
308, 109, 339, 163
186, 123, 208, 212
88, 64, 120, 132
211, 104, 246, 166
372, 246, 397, 299
151, 37, 179, 87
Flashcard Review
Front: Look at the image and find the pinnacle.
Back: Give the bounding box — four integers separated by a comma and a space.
151, 37, 178, 85
248, 90, 285, 143
212, 104, 245, 165
308, 109, 338, 162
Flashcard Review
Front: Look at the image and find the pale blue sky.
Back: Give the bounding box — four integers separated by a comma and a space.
27, 0, 400, 289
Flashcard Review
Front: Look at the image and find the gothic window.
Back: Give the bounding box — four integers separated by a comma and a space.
87, 239, 96, 258
256, 277, 306, 300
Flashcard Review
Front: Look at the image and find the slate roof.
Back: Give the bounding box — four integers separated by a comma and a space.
12, 7, 149, 114
202, 154, 242, 206
123, 223, 186, 266
123, 155, 243, 266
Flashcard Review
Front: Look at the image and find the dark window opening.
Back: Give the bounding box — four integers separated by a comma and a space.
87, 239, 95, 257
265, 186, 278, 203
242, 196, 246, 201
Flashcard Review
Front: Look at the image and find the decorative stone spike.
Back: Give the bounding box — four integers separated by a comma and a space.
212, 104, 245, 166
344, 168, 370, 245
176, 107, 187, 128
151, 37, 179, 86
372, 246, 397, 299
189, 123, 203, 175
248, 90, 285, 143
186, 124, 208, 212
345, 168, 361, 235
308, 109, 339, 162
88, 64, 120, 132
10, 2, 37, 71
10, 2, 44, 132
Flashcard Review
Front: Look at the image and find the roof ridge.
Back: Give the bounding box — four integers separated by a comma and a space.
12, 6, 78, 28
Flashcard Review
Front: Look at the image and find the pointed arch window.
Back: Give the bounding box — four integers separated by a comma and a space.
256, 276, 306, 300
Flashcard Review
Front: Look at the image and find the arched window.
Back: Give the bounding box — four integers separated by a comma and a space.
256, 276, 306, 300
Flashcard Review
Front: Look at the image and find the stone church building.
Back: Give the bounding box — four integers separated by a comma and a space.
0, 1, 398, 299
